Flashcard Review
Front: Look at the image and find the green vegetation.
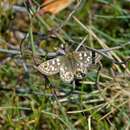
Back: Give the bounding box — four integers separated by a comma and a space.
0, 0, 130, 129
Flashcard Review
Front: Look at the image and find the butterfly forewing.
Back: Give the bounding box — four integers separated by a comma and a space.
70, 51, 91, 78
37, 57, 61, 75
74, 51, 102, 66
73, 51, 102, 78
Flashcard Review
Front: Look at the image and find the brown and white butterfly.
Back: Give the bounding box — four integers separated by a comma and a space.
36, 51, 102, 83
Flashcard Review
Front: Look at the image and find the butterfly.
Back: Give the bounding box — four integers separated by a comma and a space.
36, 51, 102, 83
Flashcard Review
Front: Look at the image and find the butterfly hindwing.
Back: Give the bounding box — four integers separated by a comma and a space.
59, 63, 74, 83
37, 57, 61, 75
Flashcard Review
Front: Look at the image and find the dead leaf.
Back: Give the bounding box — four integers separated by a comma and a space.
38, 0, 74, 15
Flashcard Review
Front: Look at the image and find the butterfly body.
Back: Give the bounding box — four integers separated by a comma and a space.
37, 51, 101, 83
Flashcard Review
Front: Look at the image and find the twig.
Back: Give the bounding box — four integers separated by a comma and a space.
75, 36, 88, 51
0, 48, 20, 55
12, 5, 27, 13
55, 0, 81, 31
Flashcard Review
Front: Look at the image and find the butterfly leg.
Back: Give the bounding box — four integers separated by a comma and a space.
41, 75, 58, 99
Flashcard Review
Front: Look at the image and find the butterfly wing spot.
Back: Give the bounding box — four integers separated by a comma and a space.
56, 58, 60, 62
84, 53, 87, 57
87, 56, 91, 62
51, 60, 55, 65
78, 53, 83, 60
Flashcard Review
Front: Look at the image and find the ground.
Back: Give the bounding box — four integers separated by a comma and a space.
0, 0, 130, 130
